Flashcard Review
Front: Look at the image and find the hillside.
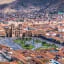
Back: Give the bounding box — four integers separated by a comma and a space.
0, 0, 64, 14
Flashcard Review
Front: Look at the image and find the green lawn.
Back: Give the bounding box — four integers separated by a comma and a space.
35, 39, 42, 43
42, 41, 58, 48
14, 37, 32, 43
23, 44, 34, 50
36, 41, 58, 50
14, 38, 58, 50
14, 38, 34, 50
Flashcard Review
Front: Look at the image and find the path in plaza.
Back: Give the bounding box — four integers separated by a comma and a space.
0, 37, 22, 50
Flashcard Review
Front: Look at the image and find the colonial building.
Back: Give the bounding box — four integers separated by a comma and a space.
0, 26, 6, 37
7, 23, 22, 37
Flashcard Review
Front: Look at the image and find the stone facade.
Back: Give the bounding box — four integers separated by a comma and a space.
6, 23, 23, 38
11, 24, 22, 37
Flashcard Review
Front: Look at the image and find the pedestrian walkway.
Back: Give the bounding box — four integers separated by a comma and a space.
0, 37, 22, 50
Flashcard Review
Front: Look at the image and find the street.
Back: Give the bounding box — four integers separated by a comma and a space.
0, 37, 22, 50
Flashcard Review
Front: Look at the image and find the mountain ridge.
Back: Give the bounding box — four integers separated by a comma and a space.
0, 0, 64, 14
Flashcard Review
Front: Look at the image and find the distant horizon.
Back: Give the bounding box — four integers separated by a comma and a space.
0, 0, 63, 14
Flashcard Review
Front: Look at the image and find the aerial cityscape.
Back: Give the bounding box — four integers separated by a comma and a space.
0, 0, 64, 64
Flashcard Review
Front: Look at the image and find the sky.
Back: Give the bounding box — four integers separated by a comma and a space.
0, 0, 15, 5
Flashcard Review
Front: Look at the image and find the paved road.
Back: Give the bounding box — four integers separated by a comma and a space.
0, 37, 63, 51
30, 37, 62, 50
37, 36, 64, 48
0, 37, 22, 50
28, 37, 63, 48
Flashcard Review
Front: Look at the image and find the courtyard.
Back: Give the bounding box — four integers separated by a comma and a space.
14, 37, 58, 50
